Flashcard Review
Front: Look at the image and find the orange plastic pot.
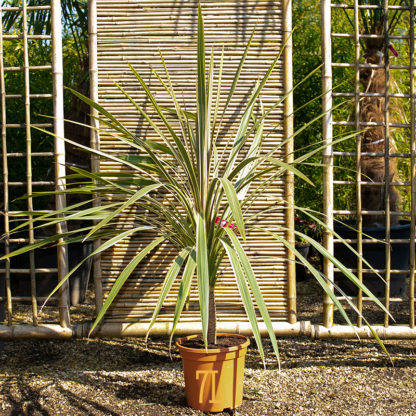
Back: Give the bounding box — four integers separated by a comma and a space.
176, 333, 250, 412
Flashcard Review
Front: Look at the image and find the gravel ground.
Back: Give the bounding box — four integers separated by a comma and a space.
1, 336, 416, 416
1, 280, 416, 415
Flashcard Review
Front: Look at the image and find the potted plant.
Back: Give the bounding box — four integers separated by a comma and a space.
2, 5, 390, 412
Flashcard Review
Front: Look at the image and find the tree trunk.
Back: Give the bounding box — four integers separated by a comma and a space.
207, 286, 217, 345
360, 43, 401, 227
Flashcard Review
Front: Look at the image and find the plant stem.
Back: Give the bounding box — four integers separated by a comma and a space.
207, 286, 217, 345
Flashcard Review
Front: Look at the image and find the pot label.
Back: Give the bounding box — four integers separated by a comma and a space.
196, 370, 221, 404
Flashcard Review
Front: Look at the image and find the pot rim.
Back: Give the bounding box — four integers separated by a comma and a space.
176, 333, 250, 354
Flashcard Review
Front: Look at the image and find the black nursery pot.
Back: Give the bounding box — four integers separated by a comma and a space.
295, 242, 311, 281
1, 239, 93, 306
0, 272, 5, 323
334, 221, 411, 297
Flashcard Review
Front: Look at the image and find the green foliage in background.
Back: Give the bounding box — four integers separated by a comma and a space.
293, 0, 323, 218
0, 0, 88, 213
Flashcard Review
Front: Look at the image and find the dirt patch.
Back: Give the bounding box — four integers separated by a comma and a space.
180, 334, 248, 350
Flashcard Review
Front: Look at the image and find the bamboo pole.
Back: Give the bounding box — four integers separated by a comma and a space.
410, 0, 416, 328
3, 321, 416, 340
333, 119, 411, 127
282, 0, 296, 324
332, 62, 409, 70
0, 321, 311, 339
331, 4, 409, 11
312, 324, 416, 340
22, 0, 38, 326
88, 0, 103, 312
52, 0, 70, 328
383, 0, 391, 327
354, 0, 363, 327
3, 65, 52, 71
2, 5, 51, 11
321, 0, 334, 328
0, 324, 73, 339
0, 7, 12, 325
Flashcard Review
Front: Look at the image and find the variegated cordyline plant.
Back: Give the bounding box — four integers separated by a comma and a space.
3, 5, 391, 366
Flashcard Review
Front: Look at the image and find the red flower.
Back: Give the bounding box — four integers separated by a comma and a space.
215, 217, 239, 234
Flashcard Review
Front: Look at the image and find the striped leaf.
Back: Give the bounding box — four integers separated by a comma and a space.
169, 249, 197, 346
224, 227, 280, 367
221, 237, 265, 366
147, 247, 192, 342
196, 212, 210, 345
220, 178, 246, 240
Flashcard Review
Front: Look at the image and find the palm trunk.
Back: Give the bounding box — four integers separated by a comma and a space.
360, 42, 401, 226
207, 286, 217, 345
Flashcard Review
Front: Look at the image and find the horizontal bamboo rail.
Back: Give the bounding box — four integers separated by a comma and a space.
312, 325, 416, 340
0, 152, 54, 157
332, 62, 409, 70
331, 3, 411, 10
3, 65, 52, 71
2, 5, 51, 11
3, 321, 416, 340
3, 34, 51, 40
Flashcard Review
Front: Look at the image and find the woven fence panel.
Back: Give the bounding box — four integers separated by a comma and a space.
96, 0, 289, 324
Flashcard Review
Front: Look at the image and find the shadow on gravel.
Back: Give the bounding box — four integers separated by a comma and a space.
55, 385, 123, 416
0, 338, 181, 372
0, 378, 54, 416
115, 379, 187, 407
244, 337, 416, 370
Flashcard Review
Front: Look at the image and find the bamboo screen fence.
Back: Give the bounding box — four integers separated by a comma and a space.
320, 0, 416, 338
92, 0, 296, 334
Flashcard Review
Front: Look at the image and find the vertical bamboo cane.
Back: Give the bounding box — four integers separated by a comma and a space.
52, 0, 70, 328
283, 0, 296, 323
0, 7, 12, 325
88, 0, 103, 312
354, 0, 363, 327
321, 0, 334, 328
22, 0, 38, 326
383, 0, 391, 327
409, 1, 415, 328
